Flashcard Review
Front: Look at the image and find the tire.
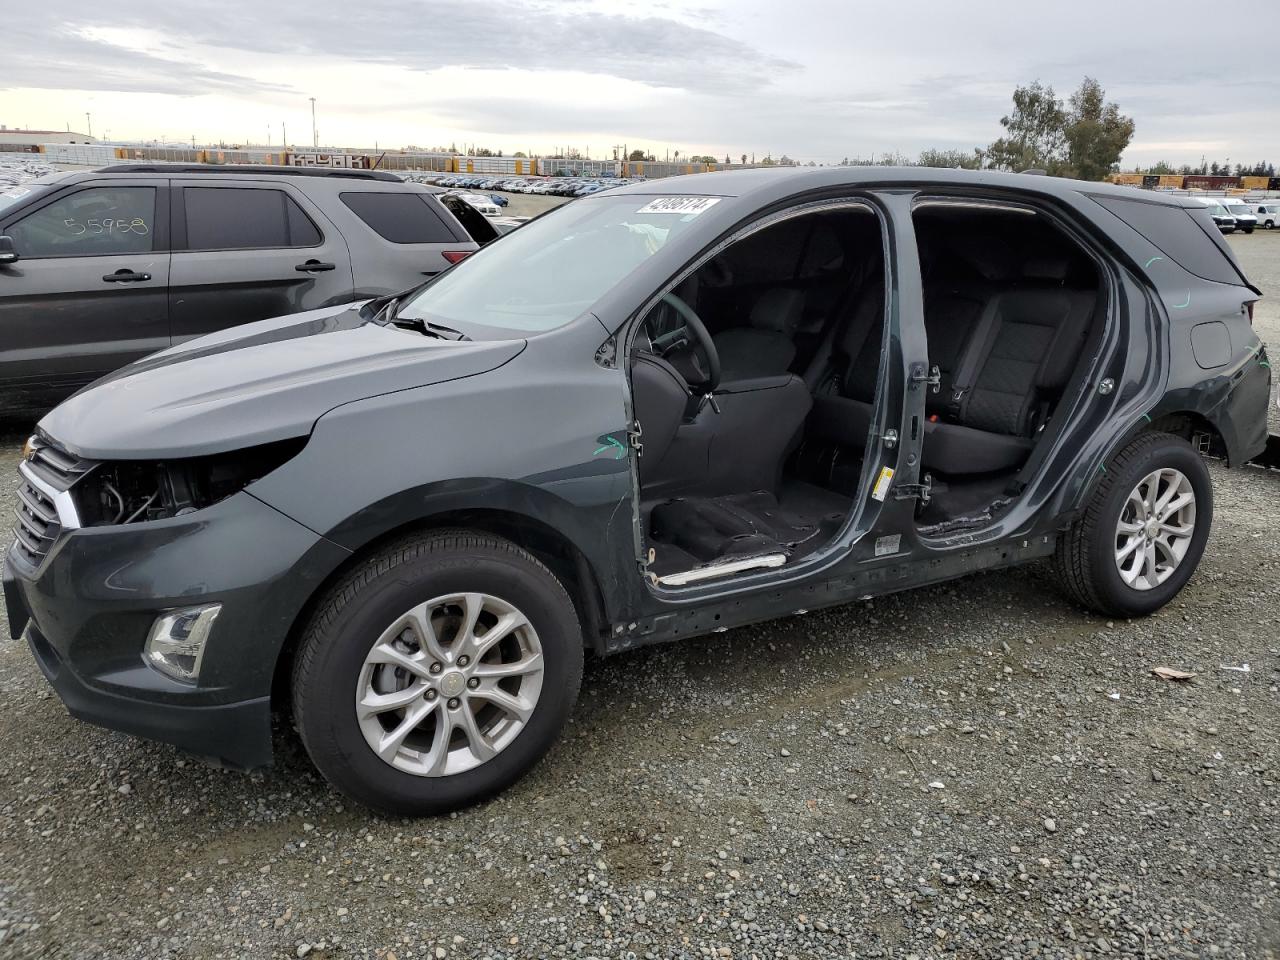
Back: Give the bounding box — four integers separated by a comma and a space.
1055, 431, 1212, 618
1265, 221, 1274, 230
1243, 227, 1255, 235
292, 530, 584, 816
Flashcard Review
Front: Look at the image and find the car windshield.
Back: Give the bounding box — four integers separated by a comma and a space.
1204, 202, 1229, 216
395, 193, 719, 334
0, 182, 49, 217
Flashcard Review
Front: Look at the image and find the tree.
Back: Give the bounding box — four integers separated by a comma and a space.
740, 153, 747, 165
628, 149, 647, 161
1062, 77, 1134, 180
513, 151, 527, 158
985, 81, 1067, 173
917, 148, 981, 169
986, 78, 1133, 180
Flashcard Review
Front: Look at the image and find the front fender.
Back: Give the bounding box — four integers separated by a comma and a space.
247, 327, 638, 622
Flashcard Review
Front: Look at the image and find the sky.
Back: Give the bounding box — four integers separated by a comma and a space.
4, 0, 1278, 167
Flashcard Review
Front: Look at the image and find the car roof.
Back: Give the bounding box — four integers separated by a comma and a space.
603, 165, 1205, 209
52, 164, 444, 193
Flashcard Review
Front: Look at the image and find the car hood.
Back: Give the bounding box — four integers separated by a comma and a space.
40, 302, 525, 460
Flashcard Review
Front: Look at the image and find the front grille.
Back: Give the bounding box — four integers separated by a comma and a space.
10, 438, 89, 570
13, 478, 60, 566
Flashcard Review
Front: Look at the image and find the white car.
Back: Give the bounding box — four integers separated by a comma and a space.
452, 192, 502, 217
1220, 199, 1258, 233
1249, 201, 1280, 230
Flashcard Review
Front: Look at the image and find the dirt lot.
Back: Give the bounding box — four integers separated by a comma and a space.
1, 234, 1278, 960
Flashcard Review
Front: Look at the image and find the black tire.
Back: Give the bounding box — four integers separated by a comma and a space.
291, 530, 584, 816
1055, 431, 1212, 618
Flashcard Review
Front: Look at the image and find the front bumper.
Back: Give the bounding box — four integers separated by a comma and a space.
4, 491, 350, 769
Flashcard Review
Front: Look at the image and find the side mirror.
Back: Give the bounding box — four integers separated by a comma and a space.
0, 236, 17, 265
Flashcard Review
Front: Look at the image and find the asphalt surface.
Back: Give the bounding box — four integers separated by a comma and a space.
0, 234, 1278, 960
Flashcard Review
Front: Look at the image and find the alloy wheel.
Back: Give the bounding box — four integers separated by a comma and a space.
355, 592, 545, 776
1114, 467, 1197, 591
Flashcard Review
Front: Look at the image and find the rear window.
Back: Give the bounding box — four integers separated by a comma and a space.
340, 192, 458, 244
184, 187, 321, 250
1092, 196, 1247, 286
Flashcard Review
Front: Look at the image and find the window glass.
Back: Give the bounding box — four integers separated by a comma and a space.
1092, 196, 1246, 286
8, 187, 155, 257
184, 187, 320, 250
439, 194, 498, 245
398, 193, 709, 333
341, 192, 456, 244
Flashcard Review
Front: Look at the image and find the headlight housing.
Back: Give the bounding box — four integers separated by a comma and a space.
73, 437, 306, 525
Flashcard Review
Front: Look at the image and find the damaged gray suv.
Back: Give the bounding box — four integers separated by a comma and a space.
5, 167, 1270, 815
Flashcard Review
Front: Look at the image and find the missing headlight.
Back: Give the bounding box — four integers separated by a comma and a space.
76, 438, 306, 525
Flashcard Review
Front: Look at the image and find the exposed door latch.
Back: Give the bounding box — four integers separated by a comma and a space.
882, 428, 899, 449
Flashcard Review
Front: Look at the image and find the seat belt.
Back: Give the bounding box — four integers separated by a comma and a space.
946, 295, 1003, 421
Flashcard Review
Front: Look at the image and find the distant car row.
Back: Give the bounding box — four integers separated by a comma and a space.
1196, 197, 1280, 233
400, 172, 646, 199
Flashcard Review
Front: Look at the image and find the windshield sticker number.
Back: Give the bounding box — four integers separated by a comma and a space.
636, 197, 721, 216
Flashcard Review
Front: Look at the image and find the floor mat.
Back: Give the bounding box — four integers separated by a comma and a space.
646, 481, 851, 576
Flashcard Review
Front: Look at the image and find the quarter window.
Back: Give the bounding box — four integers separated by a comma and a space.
183, 187, 321, 251
340, 192, 458, 244
7, 187, 155, 258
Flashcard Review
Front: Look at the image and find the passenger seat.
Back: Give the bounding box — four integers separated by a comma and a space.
713, 288, 805, 382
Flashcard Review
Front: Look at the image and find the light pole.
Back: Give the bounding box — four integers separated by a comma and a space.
309, 97, 317, 149
85, 112, 92, 137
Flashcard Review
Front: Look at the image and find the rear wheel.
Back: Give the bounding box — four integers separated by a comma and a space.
1055, 432, 1212, 618
292, 530, 583, 815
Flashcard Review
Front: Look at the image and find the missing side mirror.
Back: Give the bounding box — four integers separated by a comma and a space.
0, 236, 18, 265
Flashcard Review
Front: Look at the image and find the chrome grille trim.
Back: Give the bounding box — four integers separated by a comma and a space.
18, 461, 81, 531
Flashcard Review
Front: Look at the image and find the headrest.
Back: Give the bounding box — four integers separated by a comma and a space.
750, 288, 805, 334
1023, 257, 1069, 282
949, 233, 1015, 281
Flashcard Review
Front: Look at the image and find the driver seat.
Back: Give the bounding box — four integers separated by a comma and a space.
712, 288, 805, 383
631, 349, 811, 498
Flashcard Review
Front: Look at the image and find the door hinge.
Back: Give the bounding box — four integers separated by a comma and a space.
628, 421, 644, 456
893, 474, 932, 504
911, 363, 941, 393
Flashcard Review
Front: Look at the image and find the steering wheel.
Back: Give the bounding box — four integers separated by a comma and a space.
656, 292, 721, 394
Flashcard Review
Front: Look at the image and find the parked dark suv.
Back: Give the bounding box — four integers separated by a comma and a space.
5, 168, 1269, 816
0, 165, 501, 414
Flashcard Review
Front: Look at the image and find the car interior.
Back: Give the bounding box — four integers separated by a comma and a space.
627, 199, 1106, 584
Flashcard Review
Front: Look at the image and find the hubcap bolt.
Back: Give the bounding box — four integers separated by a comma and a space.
467, 677, 480, 689
425, 689, 437, 700
447, 697, 460, 709
429, 662, 442, 674
458, 655, 470, 667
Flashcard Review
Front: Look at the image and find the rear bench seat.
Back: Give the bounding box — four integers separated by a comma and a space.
806, 259, 1096, 477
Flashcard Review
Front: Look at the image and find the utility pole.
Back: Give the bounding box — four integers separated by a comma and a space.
85, 112, 92, 137
309, 97, 317, 148
267, 124, 271, 147
282, 122, 286, 147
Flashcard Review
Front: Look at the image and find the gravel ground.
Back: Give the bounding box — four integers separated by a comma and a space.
0, 236, 1277, 960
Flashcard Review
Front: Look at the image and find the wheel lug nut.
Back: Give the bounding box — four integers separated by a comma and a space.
425, 689, 437, 700
429, 662, 442, 674
467, 677, 480, 689
458, 655, 470, 667
447, 697, 460, 709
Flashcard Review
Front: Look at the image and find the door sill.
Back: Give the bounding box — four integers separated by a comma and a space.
655, 553, 787, 587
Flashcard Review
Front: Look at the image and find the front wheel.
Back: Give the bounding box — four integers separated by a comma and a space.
1055, 432, 1212, 618
292, 530, 584, 816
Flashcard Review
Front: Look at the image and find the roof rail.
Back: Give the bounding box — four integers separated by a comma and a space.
98, 164, 402, 182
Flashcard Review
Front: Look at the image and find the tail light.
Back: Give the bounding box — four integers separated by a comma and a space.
442, 250, 471, 265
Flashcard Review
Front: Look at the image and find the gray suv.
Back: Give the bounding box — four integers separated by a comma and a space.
0, 165, 497, 414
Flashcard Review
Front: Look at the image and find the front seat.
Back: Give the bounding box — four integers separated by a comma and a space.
712, 288, 805, 382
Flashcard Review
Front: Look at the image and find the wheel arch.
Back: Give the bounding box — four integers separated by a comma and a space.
269, 507, 613, 712
1067, 410, 1224, 517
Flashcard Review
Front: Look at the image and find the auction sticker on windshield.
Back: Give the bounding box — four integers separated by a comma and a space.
636, 197, 721, 216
